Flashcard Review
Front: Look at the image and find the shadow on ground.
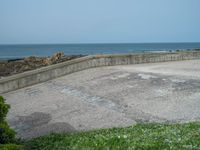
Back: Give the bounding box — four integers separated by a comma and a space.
10, 112, 76, 139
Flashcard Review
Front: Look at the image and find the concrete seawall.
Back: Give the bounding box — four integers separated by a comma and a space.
1, 51, 200, 93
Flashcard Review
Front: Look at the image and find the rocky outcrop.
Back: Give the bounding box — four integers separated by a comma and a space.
43, 52, 65, 65
0, 52, 83, 78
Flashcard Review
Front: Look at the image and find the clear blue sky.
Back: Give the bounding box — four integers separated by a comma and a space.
0, 0, 200, 44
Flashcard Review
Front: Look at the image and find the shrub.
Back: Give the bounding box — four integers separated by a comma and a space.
0, 122, 16, 144
0, 96, 10, 122
0, 96, 16, 144
0, 144, 23, 150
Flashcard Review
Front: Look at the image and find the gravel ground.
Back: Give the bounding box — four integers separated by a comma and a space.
3, 59, 200, 139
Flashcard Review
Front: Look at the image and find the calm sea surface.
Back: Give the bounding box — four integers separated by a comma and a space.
0, 43, 200, 60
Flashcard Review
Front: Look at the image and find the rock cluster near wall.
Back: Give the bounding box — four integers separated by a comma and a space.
0, 52, 83, 77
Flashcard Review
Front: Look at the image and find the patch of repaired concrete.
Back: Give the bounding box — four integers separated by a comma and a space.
24, 88, 43, 97
61, 86, 120, 112
138, 73, 158, 80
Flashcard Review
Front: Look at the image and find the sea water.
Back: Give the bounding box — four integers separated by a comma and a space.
0, 43, 200, 60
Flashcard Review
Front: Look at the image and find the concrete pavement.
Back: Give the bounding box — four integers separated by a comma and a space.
3, 59, 200, 139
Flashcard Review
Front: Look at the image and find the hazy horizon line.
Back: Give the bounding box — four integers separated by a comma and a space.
1, 42, 200, 45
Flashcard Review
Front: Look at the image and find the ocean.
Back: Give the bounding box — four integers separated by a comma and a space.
0, 43, 200, 60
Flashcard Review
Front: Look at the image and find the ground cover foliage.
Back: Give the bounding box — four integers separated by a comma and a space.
25, 123, 200, 150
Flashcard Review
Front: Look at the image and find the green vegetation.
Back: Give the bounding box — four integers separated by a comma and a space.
0, 144, 24, 150
25, 123, 200, 150
0, 96, 23, 150
0, 96, 16, 144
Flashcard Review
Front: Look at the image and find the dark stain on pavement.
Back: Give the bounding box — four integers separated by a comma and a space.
9, 112, 76, 139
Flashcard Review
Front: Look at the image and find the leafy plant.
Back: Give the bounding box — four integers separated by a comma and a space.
0, 144, 23, 150
0, 122, 16, 144
0, 96, 10, 123
0, 96, 16, 144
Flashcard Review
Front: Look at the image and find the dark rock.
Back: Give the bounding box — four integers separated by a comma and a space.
0, 52, 84, 77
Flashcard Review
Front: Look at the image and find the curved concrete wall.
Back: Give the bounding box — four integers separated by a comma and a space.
1, 51, 200, 93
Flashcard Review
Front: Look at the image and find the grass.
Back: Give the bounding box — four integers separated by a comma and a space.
24, 123, 200, 150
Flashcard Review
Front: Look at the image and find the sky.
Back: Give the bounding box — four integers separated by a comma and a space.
0, 0, 200, 44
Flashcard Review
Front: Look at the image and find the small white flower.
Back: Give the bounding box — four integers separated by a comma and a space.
123, 135, 128, 138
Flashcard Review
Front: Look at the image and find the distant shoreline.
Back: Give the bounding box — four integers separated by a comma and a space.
1, 42, 200, 45
0, 49, 200, 61
0, 54, 86, 62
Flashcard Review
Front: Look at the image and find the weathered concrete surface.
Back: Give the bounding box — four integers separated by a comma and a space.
3, 59, 200, 139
